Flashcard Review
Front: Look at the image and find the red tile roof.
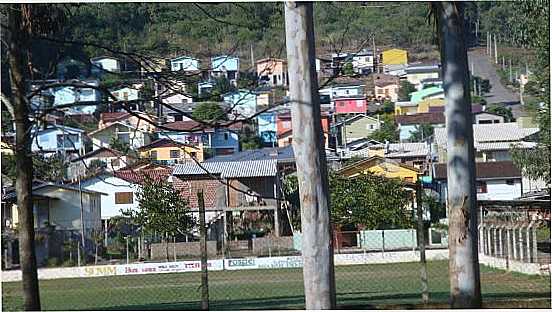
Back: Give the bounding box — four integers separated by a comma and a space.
395, 112, 446, 125
114, 168, 173, 185
100, 112, 130, 123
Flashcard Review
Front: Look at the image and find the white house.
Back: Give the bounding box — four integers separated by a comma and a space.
79, 173, 140, 220
67, 147, 138, 180
91, 56, 122, 74
88, 121, 152, 151
170, 56, 200, 72
31, 125, 85, 156
434, 161, 523, 202
110, 85, 142, 102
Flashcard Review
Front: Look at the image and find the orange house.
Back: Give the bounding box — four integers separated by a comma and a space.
256, 58, 288, 87
276, 113, 330, 147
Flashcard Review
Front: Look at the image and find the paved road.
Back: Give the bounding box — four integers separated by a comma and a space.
468, 48, 520, 105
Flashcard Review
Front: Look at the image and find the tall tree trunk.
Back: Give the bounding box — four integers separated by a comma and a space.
284, 2, 336, 309
7, 4, 41, 310
434, 2, 482, 308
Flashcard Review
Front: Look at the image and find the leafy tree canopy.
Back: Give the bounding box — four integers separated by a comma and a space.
192, 102, 228, 122
367, 113, 399, 143
123, 177, 195, 239
283, 171, 411, 230
485, 104, 514, 122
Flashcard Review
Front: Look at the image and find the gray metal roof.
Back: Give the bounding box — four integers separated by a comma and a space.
206, 146, 295, 163
435, 123, 540, 147
173, 159, 277, 178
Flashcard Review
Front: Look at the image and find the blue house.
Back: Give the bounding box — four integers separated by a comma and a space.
158, 121, 240, 158
211, 55, 239, 85
171, 56, 200, 72
257, 112, 277, 146
31, 125, 85, 156
29, 80, 101, 115
223, 89, 257, 118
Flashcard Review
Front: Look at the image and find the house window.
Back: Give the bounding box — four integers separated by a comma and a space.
115, 192, 133, 204
288, 137, 292, 144
224, 133, 229, 141
57, 134, 80, 148
506, 179, 515, 185
149, 150, 158, 159
170, 149, 181, 158
123, 92, 129, 101
367, 124, 374, 130
179, 63, 183, 70
117, 133, 130, 144
377, 89, 384, 94
273, 75, 277, 85
282, 121, 291, 129
190, 152, 197, 159
476, 181, 487, 193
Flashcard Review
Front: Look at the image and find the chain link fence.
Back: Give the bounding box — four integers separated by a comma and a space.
2, 209, 551, 310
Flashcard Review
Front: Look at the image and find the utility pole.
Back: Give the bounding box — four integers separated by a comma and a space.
250, 43, 255, 72
7, 4, 41, 310
493, 33, 498, 64
434, 2, 482, 308
198, 191, 209, 310
284, 2, 336, 309
509, 59, 513, 82
486, 32, 490, 55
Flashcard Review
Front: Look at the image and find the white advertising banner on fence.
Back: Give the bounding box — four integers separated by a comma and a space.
224, 256, 303, 270
2, 250, 450, 282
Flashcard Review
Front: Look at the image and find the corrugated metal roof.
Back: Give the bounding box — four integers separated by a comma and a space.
173, 159, 277, 178
435, 123, 540, 147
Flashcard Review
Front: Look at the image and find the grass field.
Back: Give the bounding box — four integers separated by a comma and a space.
2, 261, 550, 310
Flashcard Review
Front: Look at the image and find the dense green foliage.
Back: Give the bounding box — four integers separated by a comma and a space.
398, 81, 417, 101
124, 177, 194, 239
1, 153, 66, 182
60, 2, 443, 63
283, 171, 410, 230
367, 113, 398, 142
191, 102, 228, 122
486, 104, 514, 122
509, 0, 550, 186
409, 124, 434, 142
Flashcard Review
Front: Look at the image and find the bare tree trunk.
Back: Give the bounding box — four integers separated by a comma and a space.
434, 2, 482, 308
284, 2, 336, 309
7, 5, 41, 310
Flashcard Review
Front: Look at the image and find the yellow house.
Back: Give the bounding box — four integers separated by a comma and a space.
138, 138, 204, 164
338, 156, 420, 184
417, 98, 445, 113
382, 49, 408, 65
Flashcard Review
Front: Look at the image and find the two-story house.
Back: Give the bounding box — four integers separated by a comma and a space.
31, 125, 85, 156
138, 138, 204, 164
223, 89, 257, 119
256, 58, 288, 87
211, 55, 240, 85
160, 121, 240, 157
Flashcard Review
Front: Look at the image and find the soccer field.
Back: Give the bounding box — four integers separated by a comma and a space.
2, 261, 550, 310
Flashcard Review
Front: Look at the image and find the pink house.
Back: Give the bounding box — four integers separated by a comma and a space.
334, 96, 367, 114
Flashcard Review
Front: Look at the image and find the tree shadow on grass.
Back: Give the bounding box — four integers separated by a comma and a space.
86, 291, 551, 310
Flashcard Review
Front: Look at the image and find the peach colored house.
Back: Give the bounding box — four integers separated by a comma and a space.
256, 58, 288, 87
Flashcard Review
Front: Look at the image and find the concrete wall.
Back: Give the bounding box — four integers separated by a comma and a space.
150, 241, 218, 259
252, 236, 293, 253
